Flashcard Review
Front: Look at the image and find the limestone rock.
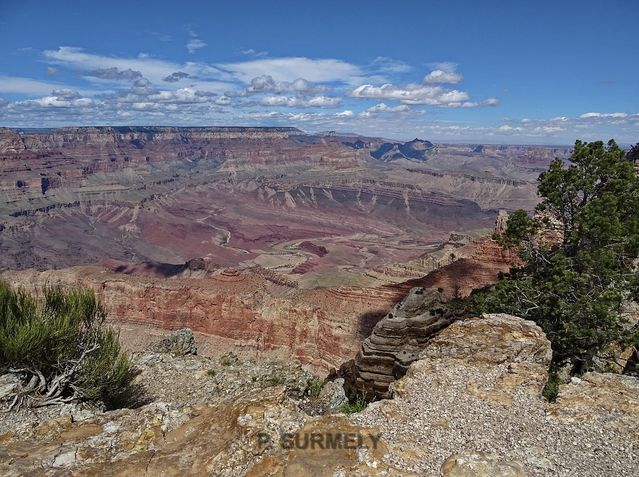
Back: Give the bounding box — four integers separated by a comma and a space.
549, 372, 639, 439
1, 313, 638, 476
441, 452, 524, 477
422, 313, 553, 366
148, 328, 197, 356
317, 378, 348, 411
301, 378, 349, 415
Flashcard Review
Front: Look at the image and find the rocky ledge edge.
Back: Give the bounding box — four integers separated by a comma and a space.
1, 314, 638, 476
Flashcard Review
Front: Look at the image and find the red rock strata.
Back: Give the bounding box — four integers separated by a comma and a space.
1, 233, 516, 371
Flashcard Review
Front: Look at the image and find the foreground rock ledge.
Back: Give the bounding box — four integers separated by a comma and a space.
1, 314, 638, 476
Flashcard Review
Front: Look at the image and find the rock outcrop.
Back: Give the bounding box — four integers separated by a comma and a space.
340, 287, 458, 399
1, 313, 637, 476
148, 328, 197, 356
352, 313, 639, 476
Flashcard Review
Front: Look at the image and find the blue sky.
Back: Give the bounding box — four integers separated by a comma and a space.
0, 0, 637, 144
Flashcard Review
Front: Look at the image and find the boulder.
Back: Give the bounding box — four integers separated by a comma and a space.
0, 374, 20, 401
148, 328, 197, 356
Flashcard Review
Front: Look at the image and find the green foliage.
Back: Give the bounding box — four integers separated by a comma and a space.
305, 377, 324, 398
0, 282, 140, 409
542, 372, 560, 402
337, 393, 367, 414
474, 140, 639, 372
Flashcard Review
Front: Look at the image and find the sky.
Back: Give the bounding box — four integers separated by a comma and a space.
0, 0, 637, 144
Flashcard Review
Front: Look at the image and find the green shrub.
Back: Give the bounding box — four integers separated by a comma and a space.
0, 281, 140, 410
262, 373, 286, 387
542, 372, 560, 402
474, 140, 639, 373
337, 393, 368, 414
305, 377, 324, 397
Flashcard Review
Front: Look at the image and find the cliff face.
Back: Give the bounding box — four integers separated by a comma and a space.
0, 210, 519, 371
0, 266, 403, 370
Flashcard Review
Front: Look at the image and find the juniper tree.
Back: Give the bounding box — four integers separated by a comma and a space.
474, 139, 639, 372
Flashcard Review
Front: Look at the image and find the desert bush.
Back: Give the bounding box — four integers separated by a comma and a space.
304, 377, 324, 398
0, 282, 139, 410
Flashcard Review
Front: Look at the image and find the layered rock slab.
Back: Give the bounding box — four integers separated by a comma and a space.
340, 286, 458, 399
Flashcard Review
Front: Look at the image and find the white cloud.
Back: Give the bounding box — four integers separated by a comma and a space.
219, 57, 363, 84
370, 56, 412, 74
424, 69, 463, 84
0, 76, 70, 95
366, 102, 410, 113
580, 112, 628, 119
84, 67, 143, 81
241, 48, 268, 58
349, 83, 470, 106
43, 47, 228, 84
259, 95, 341, 108
186, 38, 207, 54
14, 89, 95, 109
244, 75, 327, 94
336, 110, 354, 117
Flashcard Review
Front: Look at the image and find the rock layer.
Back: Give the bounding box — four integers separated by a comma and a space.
340, 286, 458, 399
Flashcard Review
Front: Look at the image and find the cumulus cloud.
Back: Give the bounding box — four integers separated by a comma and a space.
349, 66, 497, 108
46, 67, 58, 76
366, 102, 411, 113
579, 112, 628, 119
424, 69, 463, 84
350, 83, 470, 106
186, 38, 207, 54
15, 89, 94, 109
244, 75, 327, 95
336, 110, 354, 117
214, 95, 231, 105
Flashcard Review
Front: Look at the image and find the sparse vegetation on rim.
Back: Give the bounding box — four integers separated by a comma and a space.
0, 282, 140, 410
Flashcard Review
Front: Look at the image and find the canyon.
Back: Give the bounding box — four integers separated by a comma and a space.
0, 126, 548, 369
2, 127, 637, 476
